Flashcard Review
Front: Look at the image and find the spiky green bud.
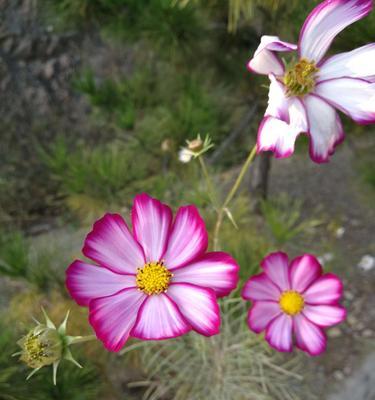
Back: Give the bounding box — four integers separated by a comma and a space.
15, 308, 89, 385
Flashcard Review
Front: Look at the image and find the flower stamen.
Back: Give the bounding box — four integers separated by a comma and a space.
136, 261, 173, 295
279, 290, 305, 315
284, 59, 318, 97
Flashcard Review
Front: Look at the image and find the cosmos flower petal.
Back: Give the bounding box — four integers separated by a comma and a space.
257, 98, 307, 159
89, 288, 146, 352
299, 0, 373, 63
163, 205, 208, 270
261, 251, 290, 291
265, 75, 290, 122
241, 273, 281, 302
248, 35, 297, 76
167, 283, 220, 336
131, 294, 191, 340
318, 44, 375, 82
265, 313, 293, 352
290, 254, 322, 293
304, 95, 345, 163
294, 314, 327, 356
314, 78, 375, 125
172, 252, 239, 297
303, 273, 343, 304
303, 304, 347, 327
132, 193, 173, 262
83, 213, 145, 275
247, 301, 282, 334
66, 260, 136, 306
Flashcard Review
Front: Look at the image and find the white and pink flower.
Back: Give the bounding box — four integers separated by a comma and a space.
242, 252, 346, 356
66, 193, 239, 352
248, 0, 375, 163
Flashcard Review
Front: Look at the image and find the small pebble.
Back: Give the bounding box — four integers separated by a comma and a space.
357, 255, 375, 271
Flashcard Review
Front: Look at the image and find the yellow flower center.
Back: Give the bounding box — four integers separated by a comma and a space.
284, 59, 319, 97
136, 261, 173, 295
279, 290, 305, 316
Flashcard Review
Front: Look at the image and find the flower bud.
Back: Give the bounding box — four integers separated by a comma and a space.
15, 308, 88, 385
18, 325, 63, 369
187, 137, 203, 152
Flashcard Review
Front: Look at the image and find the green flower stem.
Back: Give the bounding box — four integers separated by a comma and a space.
198, 156, 219, 210
69, 335, 97, 345
213, 144, 257, 250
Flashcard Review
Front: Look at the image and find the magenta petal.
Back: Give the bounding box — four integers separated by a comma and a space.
304, 95, 345, 163
131, 294, 191, 340
303, 304, 346, 327
242, 273, 281, 302
172, 252, 239, 297
66, 260, 136, 306
303, 273, 343, 304
248, 35, 297, 76
132, 193, 173, 262
318, 44, 375, 82
261, 251, 290, 291
89, 288, 146, 352
163, 205, 208, 270
167, 283, 220, 336
314, 78, 375, 125
247, 301, 281, 334
82, 213, 145, 275
299, 0, 373, 63
294, 314, 327, 356
290, 254, 322, 293
265, 313, 293, 352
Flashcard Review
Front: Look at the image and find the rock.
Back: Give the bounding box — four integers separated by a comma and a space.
333, 370, 345, 381
357, 255, 375, 272
13, 37, 33, 58
43, 59, 56, 79
361, 329, 374, 338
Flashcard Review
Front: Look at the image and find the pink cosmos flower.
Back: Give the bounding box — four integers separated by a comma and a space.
248, 0, 375, 163
242, 252, 346, 356
66, 193, 239, 352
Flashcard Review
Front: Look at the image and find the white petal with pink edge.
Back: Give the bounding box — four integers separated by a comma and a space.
303, 304, 346, 327
247, 301, 281, 334
299, 0, 373, 63
83, 213, 145, 275
265, 75, 290, 122
304, 95, 344, 163
261, 251, 290, 291
294, 314, 326, 356
303, 273, 343, 304
172, 252, 239, 297
248, 35, 297, 76
241, 273, 281, 302
257, 97, 308, 158
131, 294, 191, 340
163, 205, 208, 270
167, 283, 220, 336
89, 288, 146, 352
265, 313, 293, 352
290, 254, 322, 293
318, 44, 375, 82
132, 193, 172, 262
66, 260, 136, 306
314, 78, 375, 124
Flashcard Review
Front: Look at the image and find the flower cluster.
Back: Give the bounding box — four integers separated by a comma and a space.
19, 0, 374, 385
248, 0, 375, 162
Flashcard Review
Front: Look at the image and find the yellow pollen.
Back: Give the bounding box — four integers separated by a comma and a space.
279, 291, 304, 316
284, 59, 319, 97
136, 261, 172, 295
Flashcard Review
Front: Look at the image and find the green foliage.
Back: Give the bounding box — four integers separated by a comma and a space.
261, 194, 323, 246
0, 230, 64, 291
124, 298, 306, 400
